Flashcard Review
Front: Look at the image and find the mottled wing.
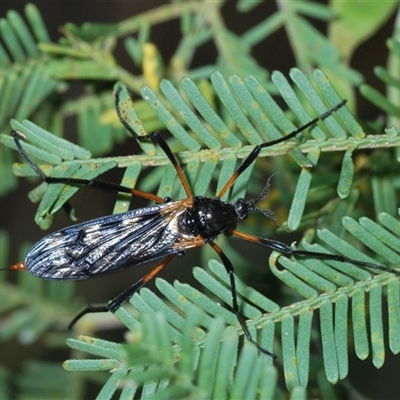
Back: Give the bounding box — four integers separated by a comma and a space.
25, 201, 192, 280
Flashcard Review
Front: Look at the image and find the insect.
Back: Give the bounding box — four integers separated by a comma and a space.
9, 87, 400, 359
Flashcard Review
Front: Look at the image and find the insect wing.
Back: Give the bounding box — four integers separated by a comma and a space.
25, 201, 189, 280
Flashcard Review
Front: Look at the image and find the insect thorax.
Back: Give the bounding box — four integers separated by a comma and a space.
178, 196, 239, 241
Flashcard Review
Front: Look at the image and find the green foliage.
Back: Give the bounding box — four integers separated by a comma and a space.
1, 1, 400, 399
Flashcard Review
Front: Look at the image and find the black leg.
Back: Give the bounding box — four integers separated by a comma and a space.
218, 100, 347, 198
209, 241, 277, 359
231, 229, 400, 277
114, 86, 193, 197
69, 254, 175, 329
13, 87, 196, 203
12, 130, 164, 203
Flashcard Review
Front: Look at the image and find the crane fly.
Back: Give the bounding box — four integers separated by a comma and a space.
9, 87, 400, 359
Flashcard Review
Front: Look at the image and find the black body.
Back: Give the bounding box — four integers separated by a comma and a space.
179, 196, 243, 240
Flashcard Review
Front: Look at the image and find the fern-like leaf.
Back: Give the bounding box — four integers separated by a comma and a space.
3, 72, 399, 227
65, 309, 284, 400
2, 72, 400, 396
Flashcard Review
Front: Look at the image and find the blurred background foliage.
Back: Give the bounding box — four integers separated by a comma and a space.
1, 1, 400, 398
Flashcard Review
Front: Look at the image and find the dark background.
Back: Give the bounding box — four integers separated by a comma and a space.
0, 1, 398, 399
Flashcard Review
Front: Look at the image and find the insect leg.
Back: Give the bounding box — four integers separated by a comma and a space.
114, 86, 193, 197
218, 100, 347, 199
208, 241, 277, 359
231, 229, 400, 276
69, 254, 175, 329
148, 132, 193, 198
12, 130, 163, 203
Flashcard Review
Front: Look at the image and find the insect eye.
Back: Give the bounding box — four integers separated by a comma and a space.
234, 198, 249, 220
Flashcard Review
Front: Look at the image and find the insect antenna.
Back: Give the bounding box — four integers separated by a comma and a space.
245, 173, 280, 224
